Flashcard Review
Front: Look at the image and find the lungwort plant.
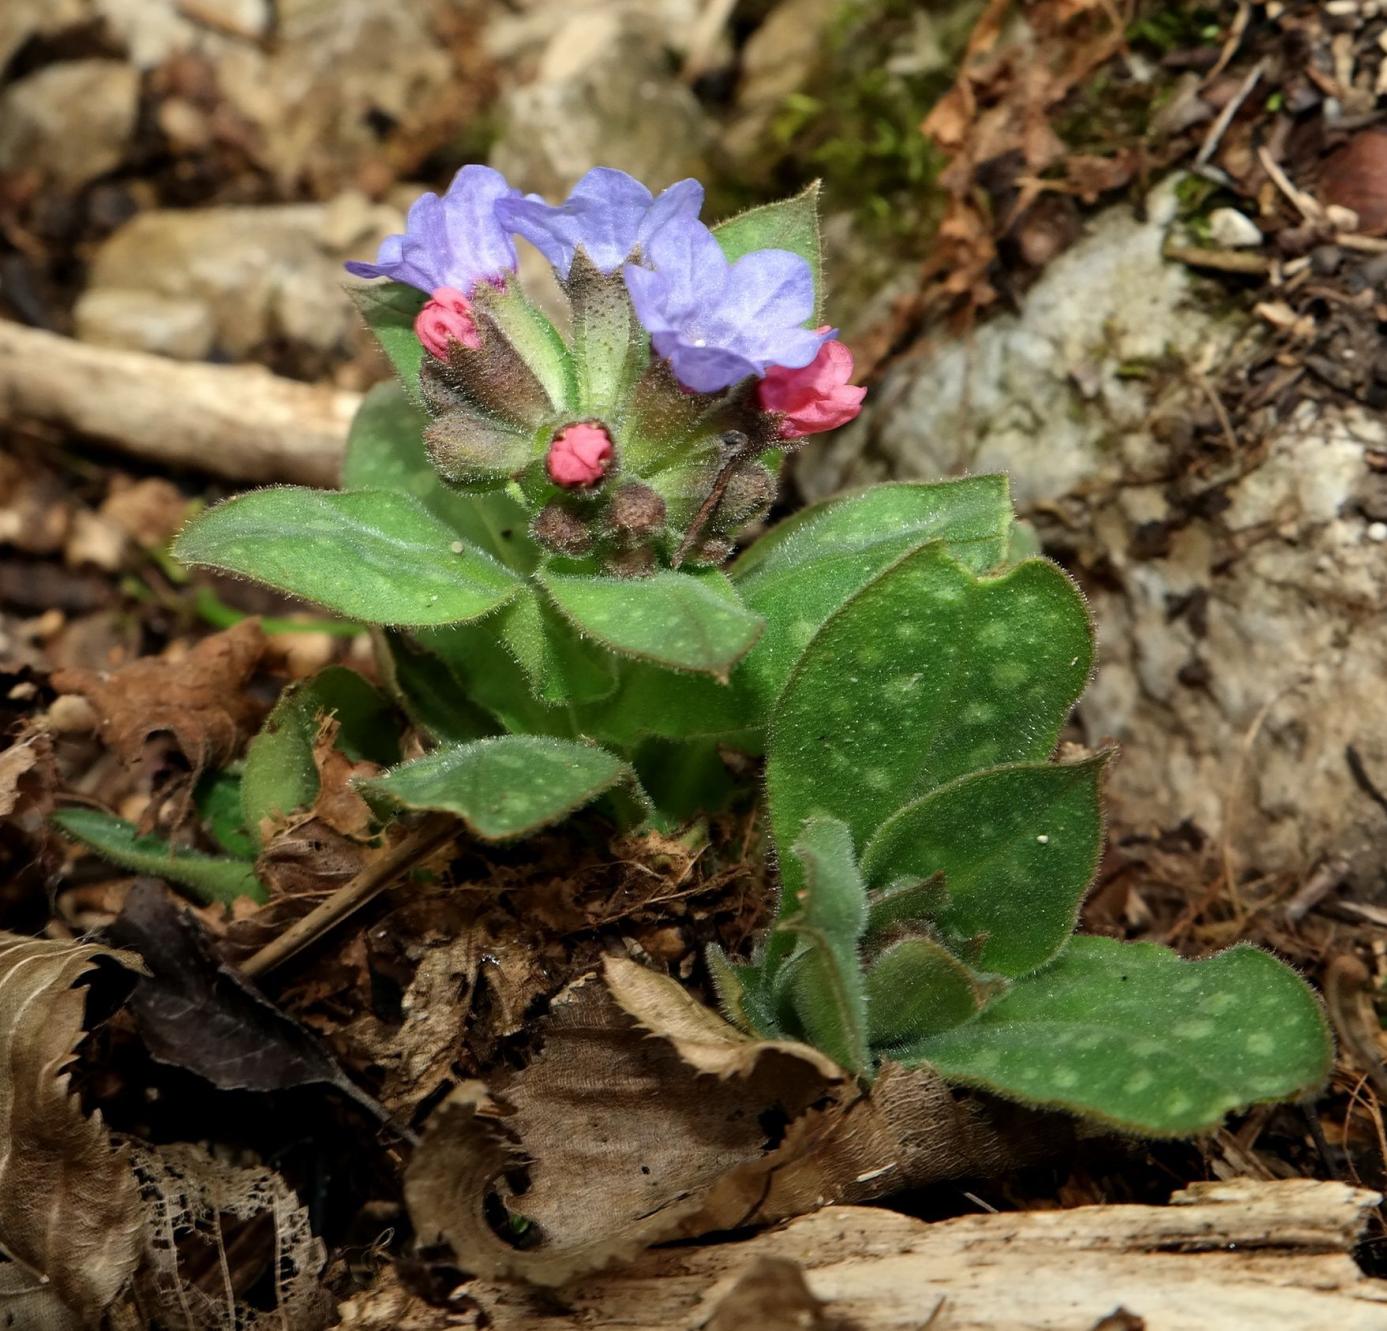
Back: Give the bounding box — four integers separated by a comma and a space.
70, 165, 1329, 1140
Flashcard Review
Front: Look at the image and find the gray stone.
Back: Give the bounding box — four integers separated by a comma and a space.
74, 289, 214, 361
0, 59, 140, 190
1207, 207, 1263, 249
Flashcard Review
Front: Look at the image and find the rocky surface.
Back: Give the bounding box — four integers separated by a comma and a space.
799, 177, 1387, 888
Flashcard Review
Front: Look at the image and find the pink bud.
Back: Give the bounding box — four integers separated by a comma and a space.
546, 422, 614, 489
414, 287, 480, 360
757, 336, 866, 439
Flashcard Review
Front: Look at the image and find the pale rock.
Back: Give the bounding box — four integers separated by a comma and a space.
1207, 206, 1263, 249
485, 0, 703, 68
490, 10, 711, 197
78, 195, 403, 360
75, 290, 214, 361
0, 0, 88, 73
799, 175, 1387, 887
92, 0, 269, 67
0, 60, 140, 190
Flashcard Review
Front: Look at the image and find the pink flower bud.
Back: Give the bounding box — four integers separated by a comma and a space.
756, 336, 866, 439
414, 286, 480, 360
546, 422, 614, 488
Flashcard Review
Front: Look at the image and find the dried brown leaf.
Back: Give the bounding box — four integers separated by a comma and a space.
52, 618, 266, 827
702, 1256, 831, 1331
0, 728, 56, 829
0, 932, 147, 1324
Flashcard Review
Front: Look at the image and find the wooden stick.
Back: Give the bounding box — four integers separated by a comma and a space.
0, 321, 357, 487
240, 815, 456, 978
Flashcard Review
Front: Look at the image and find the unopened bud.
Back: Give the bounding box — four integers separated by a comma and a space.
714, 463, 777, 527
531, 502, 594, 557
415, 287, 481, 360
547, 421, 614, 488
608, 483, 667, 540
684, 535, 735, 567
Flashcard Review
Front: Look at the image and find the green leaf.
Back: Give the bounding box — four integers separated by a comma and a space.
52, 807, 264, 905
861, 757, 1109, 977
173, 488, 522, 626
194, 768, 257, 859
866, 936, 988, 1048
864, 874, 947, 938
713, 182, 824, 320
496, 588, 620, 707
242, 667, 398, 846
376, 629, 497, 745
766, 544, 1093, 886
569, 661, 758, 746
361, 736, 637, 840
539, 567, 764, 680
905, 937, 1333, 1136
343, 381, 535, 572
707, 943, 781, 1040
631, 738, 736, 821
349, 281, 428, 404
776, 816, 870, 1074
733, 477, 1014, 710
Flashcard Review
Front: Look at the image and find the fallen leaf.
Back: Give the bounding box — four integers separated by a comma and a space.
126, 1140, 333, 1331
702, 1256, 831, 1331
1320, 130, 1387, 237
0, 932, 147, 1324
0, 727, 56, 830
52, 618, 266, 828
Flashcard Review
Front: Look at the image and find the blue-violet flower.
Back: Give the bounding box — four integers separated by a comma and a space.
623, 221, 829, 394
345, 164, 520, 295
496, 167, 704, 280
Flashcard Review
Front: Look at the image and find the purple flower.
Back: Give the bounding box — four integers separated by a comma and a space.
623, 221, 828, 394
345, 165, 520, 295
495, 167, 704, 280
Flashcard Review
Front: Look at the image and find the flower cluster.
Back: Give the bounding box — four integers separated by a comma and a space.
347, 164, 863, 429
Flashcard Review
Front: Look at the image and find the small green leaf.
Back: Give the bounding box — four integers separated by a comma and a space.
713, 182, 824, 320
733, 477, 1014, 710
174, 488, 522, 626
349, 281, 428, 404
376, 630, 496, 745
52, 807, 264, 905
766, 545, 1093, 886
776, 816, 870, 1074
905, 937, 1333, 1136
497, 588, 620, 706
242, 667, 399, 846
864, 874, 947, 937
862, 757, 1109, 977
539, 567, 764, 679
570, 661, 758, 746
707, 944, 781, 1040
866, 936, 988, 1047
361, 736, 637, 840
343, 381, 534, 572
194, 769, 256, 860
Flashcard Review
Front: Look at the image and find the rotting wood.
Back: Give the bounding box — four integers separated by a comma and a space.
0, 322, 356, 487
441, 1179, 1387, 1331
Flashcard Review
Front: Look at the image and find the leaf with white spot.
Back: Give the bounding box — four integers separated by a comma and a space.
766, 544, 1093, 888
866, 936, 990, 1048
539, 568, 764, 680
902, 936, 1332, 1136
173, 488, 522, 626
359, 736, 639, 841
861, 756, 1110, 977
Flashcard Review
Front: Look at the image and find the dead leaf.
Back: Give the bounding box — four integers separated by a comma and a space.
52, 618, 266, 828
1320, 130, 1387, 237
108, 881, 396, 1132
0, 728, 56, 830
703, 1256, 832, 1331
0, 931, 147, 1324
126, 1140, 333, 1331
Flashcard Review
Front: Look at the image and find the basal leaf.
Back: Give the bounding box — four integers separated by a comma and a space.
906, 936, 1333, 1136
376, 629, 497, 745
766, 544, 1093, 888
194, 768, 256, 860
776, 816, 870, 1074
497, 588, 620, 707
343, 381, 535, 572
361, 736, 637, 840
732, 477, 1014, 710
861, 756, 1110, 977
713, 181, 824, 320
241, 667, 398, 846
539, 567, 764, 680
174, 487, 522, 626
52, 807, 264, 905
866, 936, 988, 1048
706, 943, 780, 1040
349, 281, 428, 404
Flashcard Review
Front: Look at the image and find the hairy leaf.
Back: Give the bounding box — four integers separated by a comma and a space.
497, 588, 620, 706
767, 545, 1093, 885
361, 735, 636, 840
906, 937, 1333, 1136
713, 181, 824, 319
862, 756, 1109, 977
174, 487, 522, 626
866, 936, 989, 1048
343, 381, 534, 571
472, 279, 577, 413
52, 807, 264, 905
376, 629, 497, 744
732, 477, 1014, 711
0, 933, 145, 1324
348, 281, 428, 404
540, 567, 764, 679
